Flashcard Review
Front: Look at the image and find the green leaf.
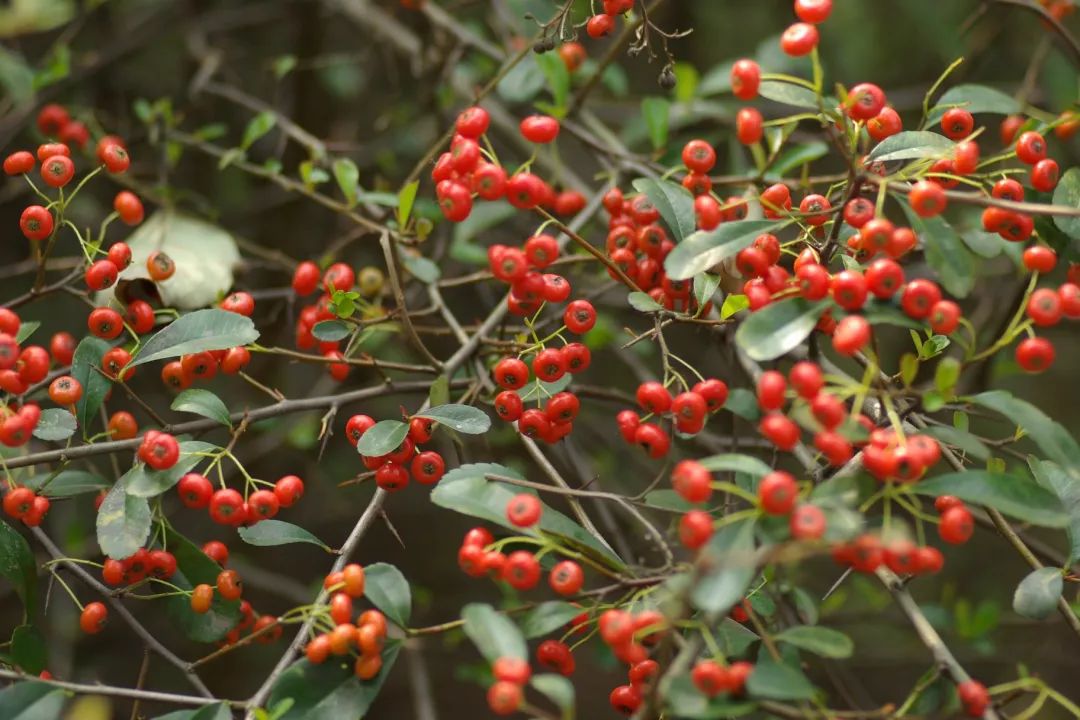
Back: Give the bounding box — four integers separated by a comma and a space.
332, 158, 360, 207
0, 520, 36, 612
268, 643, 401, 720
428, 375, 450, 408
171, 389, 231, 427
663, 673, 758, 718
130, 309, 259, 368
399, 252, 440, 283
0, 682, 67, 720
628, 291, 664, 313
273, 55, 298, 79
11, 624, 46, 674
721, 294, 749, 319
664, 220, 783, 281
736, 298, 829, 362
13, 321, 39, 345
241, 111, 277, 150
913, 471, 1068, 527
866, 131, 954, 163
766, 141, 828, 179
397, 180, 420, 227
415, 404, 491, 434
311, 320, 352, 342
0, 47, 35, 107
934, 357, 960, 395
363, 563, 411, 628
1052, 167, 1080, 240
725, 388, 761, 422
927, 84, 1021, 124
152, 703, 232, 720
698, 453, 772, 478
520, 601, 581, 638
497, 57, 546, 103
690, 518, 757, 613
516, 376, 572, 402
165, 529, 241, 643
694, 273, 721, 309
758, 79, 818, 108
31, 409, 75, 441
462, 603, 526, 662
900, 203, 975, 298
922, 425, 990, 461
970, 390, 1080, 479
535, 52, 570, 112
644, 489, 695, 512
1012, 567, 1063, 620
1028, 458, 1080, 563
239, 520, 330, 550
641, 97, 671, 150
745, 656, 816, 701
775, 625, 853, 658
531, 675, 574, 715
70, 336, 112, 432
23, 470, 109, 498
96, 483, 152, 559
632, 178, 697, 243
431, 463, 624, 569
355, 420, 409, 457
124, 441, 219, 498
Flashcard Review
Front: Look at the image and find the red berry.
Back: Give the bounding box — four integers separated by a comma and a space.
679, 510, 713, 550
730, 59, 761, 100
735, 107, 763, 145
939, 505, 974, 544
636, 381, 672, 414
940, 108, 974, 140
1015, 131, 1046, 164
1016, 336, 1054, 372
3, 151, 35, 175
507, 493, 542, 527
790, 504, 826, 540
780, 22, 819, 56
549, 560, 584, 596
519, 115, 560, 144
846, 83, 886, 121
113, 191, 144, 225
909, 180, 946, 217
1030, 158, 1059, 192
80, 602, 108, 634
832, 315, 871, 355
957, 680, 990, 717
19, 206, 54, 241
759, 471, 799, 515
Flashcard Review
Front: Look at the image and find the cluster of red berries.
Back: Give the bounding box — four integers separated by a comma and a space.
305, 565, 390, 680
455, 524, 584, 597
690, 658, 755, 700
101, 547, 176, 586
177, 469, 304, 527
486, 234, 589, 319
599, 183, 717, 312
291, 260, 385, 381
346, 414, 447, 491
186, 548, 282, 647
583, 0, 634, 40
433, 106, 584, 223
160, 344, 253, 391
831, 534, 945, 577
614, 378, 729, 460
2, 485, 51, 527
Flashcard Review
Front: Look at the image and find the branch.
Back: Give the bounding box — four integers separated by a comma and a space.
379, 231, 445, 370
31, 529, 214, 699
0, 669, 232, 708
5, 379, 466, 471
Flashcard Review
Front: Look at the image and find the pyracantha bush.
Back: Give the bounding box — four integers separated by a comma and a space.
1, 0, 1080, 719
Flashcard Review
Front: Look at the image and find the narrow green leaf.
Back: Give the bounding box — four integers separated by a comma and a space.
900, 204, 974, 298
735, 298, 829, 362
1012, 567, 1063, 620
428, 375, 450, 408
332, 158, 360, 207
1029, 458, 1080, 563
775, 625, 853, 658
311, 320, 352, 342
721, 294, 750, 319
399, 252, 440, 283
665, 220, 783, 281
462, 603, 526, 662
13, 321, 39, 345
922, 425, 990, 461
11, 624, 47, 674
397, 180, 420, 227
866, 131, 954, 163
23, 470, 109, 498
268, 643, 401, 720
690, 518, 757, 613
641, 97, 671, 150
70, 336, 111, 432
520, 602, 581, 638
31, 409, 76, 441
96, 484, 152, 559
0, 520, 36, 612
363, 563, 411, 628
913, 471, 1068, 527
1052, 167, 1080, 240
355, 420, 408, 457
758, 80, 818, 108
535, 52, 570, 112
241, 111, 277, 150
927, 84, 1021, 124
171, 389, 231, 427
0, 682, 66, 720
531, 675, 574, 714
698, 453, 772, 478
971, 390, 1080, 479
629, 291, 664, 313
632, 178, 697, 243
416, 404, 491, 434
239, 520, 330, 550
130, 309, 259, 368
746, 656, 816, 701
